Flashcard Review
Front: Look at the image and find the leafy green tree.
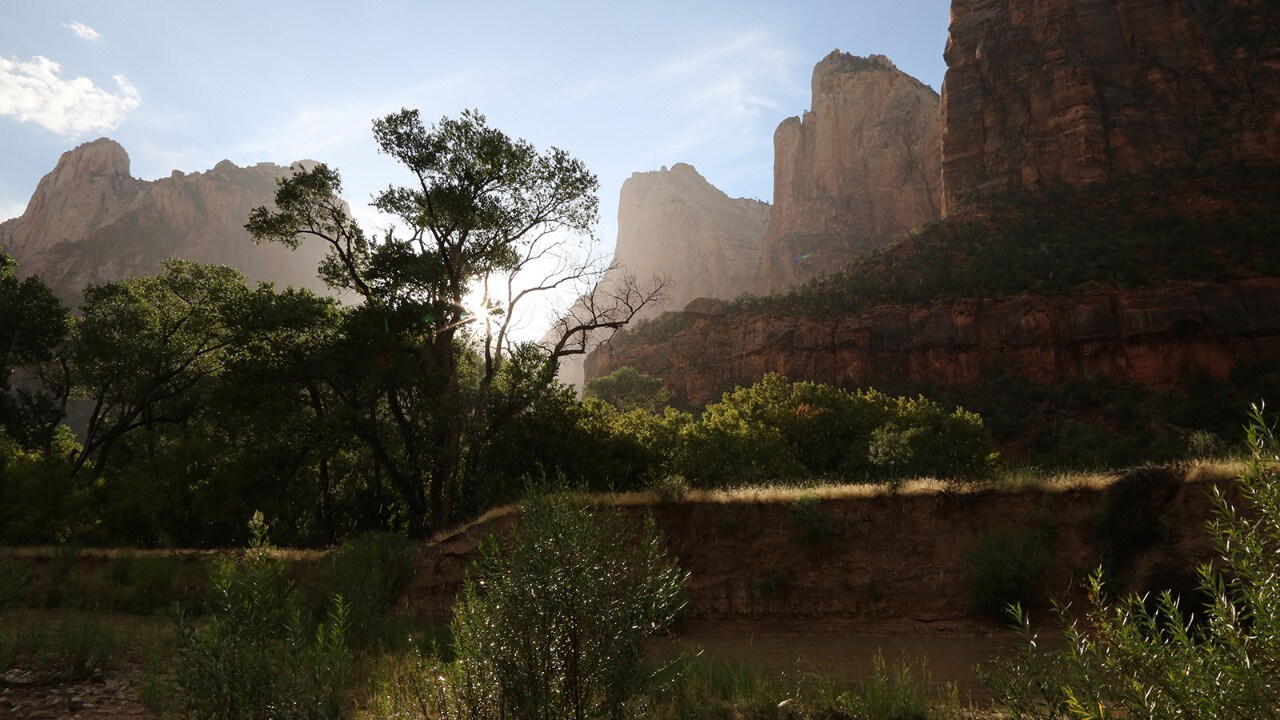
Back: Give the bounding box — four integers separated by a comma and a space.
672, 374, 997, 486
70, 260, 256, 476
0, 251, 69, 450
248, 109, 661, 532
585, 366, 670, 412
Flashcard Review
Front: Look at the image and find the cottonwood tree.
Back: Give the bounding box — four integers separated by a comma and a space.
248, 108, 662, 532
0, 251, 69, 451
70, 261, 255, 477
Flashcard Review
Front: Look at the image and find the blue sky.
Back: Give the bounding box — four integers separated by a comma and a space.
0, 0, 951, 251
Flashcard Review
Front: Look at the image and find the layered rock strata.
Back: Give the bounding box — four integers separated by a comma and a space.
941, 0, 1280, 212
0, 138, 329, 303
586, 279, 1280, 407
759, 52, 942, 292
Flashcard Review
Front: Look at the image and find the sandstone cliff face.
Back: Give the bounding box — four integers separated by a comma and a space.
586, 279, 1280, 408
0, 138, 329, 303
611, 163, 769, 319
552, 163, 769, 389
759, 52, 942, 292
941, 0, 1280, 213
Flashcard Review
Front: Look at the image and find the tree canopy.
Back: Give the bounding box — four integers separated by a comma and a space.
248, 108, 662, 532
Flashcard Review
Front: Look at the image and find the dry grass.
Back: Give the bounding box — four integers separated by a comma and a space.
608, 459, 1245, 506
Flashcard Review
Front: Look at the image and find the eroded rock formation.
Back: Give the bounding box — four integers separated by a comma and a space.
0, 138, 329, 303
941, 0, 1280, 212
587, 279, 1280, 408
552, 163, 768, 388
610, 163, 769, 318
759, 52, 942, 292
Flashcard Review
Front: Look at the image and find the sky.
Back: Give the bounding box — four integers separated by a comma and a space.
0, 1, 951, 243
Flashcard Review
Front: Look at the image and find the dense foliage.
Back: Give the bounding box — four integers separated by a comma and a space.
373, 488, 686, 720
576, 371, 998, 489
164, 514, 351, 720
730, 172, 1280, 323
983, 405, 1280, 718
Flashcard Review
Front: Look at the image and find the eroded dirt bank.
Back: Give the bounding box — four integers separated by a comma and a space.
407, 466, 1239, 633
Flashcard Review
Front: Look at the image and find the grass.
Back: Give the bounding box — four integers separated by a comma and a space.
0, 608, 172, 680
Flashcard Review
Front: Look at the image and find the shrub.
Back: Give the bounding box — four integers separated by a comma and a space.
585, 366, 671, 412
322, 531, 418, 641
982, 404, 1280, 718
0, 558, 31, 608
965, 528, 1050, 617
835, 651, 935, 720
162, 512, 351, 720
0, 610, 120, 679
422, 489, 687, 719
790, 495, 840, 550
678, 375, 998, 486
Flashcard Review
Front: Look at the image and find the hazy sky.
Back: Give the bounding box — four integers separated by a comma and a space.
0, 0, 951, 254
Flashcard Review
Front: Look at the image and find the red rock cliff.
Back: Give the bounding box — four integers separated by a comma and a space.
0, 138, 330, 302
941, 0, 1280, 213
759, 52, 942, 292
587, 279, 1280, 408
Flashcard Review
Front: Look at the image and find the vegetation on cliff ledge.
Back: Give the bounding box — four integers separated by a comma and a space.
730, 170, 1280, 319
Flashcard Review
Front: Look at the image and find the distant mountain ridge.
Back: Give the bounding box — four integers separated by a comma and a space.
0, 138, 329, 304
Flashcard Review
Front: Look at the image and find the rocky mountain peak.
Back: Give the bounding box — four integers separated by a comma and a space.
53, 137, 132, 179
0, 140, 329, 303
611, 163, 769, 308
758, 50, 942, 292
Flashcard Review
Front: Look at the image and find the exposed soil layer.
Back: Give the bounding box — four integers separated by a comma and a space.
406, 467, 1239, 633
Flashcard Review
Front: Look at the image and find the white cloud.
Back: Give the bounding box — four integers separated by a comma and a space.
0, 56, 140, 136
646, 31, 802, 160
62, 22, 103, 42
0, 198, 28, 222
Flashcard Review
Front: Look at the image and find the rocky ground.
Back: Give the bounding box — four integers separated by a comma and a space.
0, 667, 150, 720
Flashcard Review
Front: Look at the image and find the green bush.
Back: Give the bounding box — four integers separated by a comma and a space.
585, 366, 671, 412
965, 528, 1050, 617
677, 375, 997, 486
420, 488, 687, 719
322, 531, 418, 641
982, 404, 1280, 717
162, 512, 351, 720
835, 651, 935, 720
0, 557, 31, 608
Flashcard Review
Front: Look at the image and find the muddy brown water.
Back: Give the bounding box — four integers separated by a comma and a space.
651, 624, 1064, 700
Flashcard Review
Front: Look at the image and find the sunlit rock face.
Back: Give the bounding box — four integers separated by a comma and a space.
758, 52, 943, 293
552, 163, 769, 389
611, 163, 769, 320
0, 138, 329, 303
941, 0, 1280, 213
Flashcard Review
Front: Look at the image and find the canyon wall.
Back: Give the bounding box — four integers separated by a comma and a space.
0, 138, 329, 303
552, 164, 768, 389
611, 164, 769, 319
587, 279, 1280, 407
759, 52, 942, 292
941, 0, 1280, 213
